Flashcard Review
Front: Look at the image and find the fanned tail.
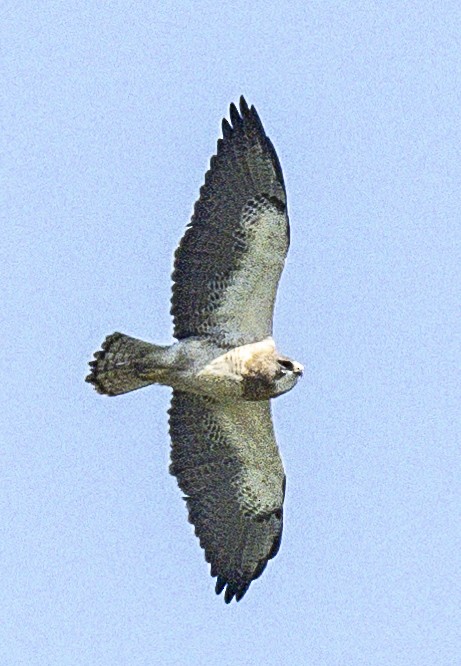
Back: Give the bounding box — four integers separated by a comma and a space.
86, 332, 170, 396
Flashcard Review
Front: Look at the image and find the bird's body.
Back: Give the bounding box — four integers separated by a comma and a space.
86, 97, 303, 603
92, 333, 302, 401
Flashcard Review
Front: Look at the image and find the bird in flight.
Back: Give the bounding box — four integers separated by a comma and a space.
86, 97, 303, 603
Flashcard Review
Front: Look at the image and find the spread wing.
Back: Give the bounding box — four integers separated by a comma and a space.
169, 390, 285, 603
171, 97, 289, 347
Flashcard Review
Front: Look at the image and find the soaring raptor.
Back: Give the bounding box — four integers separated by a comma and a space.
86, 97, 303, 603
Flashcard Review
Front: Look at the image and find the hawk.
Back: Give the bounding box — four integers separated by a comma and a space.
86, 97, 303, 603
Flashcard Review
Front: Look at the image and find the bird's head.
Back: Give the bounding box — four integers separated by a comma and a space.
273, 355, 304, 397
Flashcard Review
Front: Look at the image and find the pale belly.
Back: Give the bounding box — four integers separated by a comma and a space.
168, 337, 277, 400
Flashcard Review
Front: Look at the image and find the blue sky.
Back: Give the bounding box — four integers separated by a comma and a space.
2, 2, 460, 664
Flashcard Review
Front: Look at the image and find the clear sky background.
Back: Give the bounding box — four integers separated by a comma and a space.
2, 2, 460, 664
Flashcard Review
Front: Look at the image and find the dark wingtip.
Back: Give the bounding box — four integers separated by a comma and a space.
221, 117, 232, 139
239, 95, 249, 115
229, 102, 242, 129
214, 575, 250, 604
215, 575, 226, 596
238, 96, 287, 196
235, 583, 250, 602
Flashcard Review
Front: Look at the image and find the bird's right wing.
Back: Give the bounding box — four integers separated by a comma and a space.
168, 390, 286, 603
171, 97, 289, 347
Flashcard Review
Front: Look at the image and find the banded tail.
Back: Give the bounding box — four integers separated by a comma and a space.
86, 332, 171, 396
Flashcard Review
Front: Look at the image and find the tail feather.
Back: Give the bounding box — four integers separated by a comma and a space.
86, 332, 169, 396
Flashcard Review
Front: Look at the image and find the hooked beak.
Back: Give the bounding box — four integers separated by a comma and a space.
293, 361, 304, 376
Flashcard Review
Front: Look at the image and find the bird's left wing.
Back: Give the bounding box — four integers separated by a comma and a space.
169, 390, 285, 603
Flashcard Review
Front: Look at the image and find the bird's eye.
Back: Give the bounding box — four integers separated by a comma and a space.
278, 359, 294, 372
